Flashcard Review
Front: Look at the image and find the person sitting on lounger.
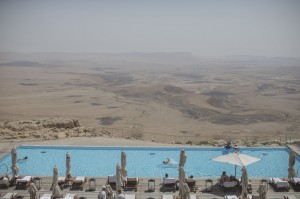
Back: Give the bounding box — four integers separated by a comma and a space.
98, 186, 106, 199
220, 171, 230, 185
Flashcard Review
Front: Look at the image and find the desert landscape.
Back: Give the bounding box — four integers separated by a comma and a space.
0, 52, 299, 144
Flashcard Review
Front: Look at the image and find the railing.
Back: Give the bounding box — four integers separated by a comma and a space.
99, 127, 300, 146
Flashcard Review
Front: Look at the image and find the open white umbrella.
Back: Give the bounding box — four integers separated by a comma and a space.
121, 151, 128, 181
288, 149, 296, 179
116, 163, 122, 193
179, 166, 186, 196
11, 147, 19, 179
212, 152, 261, 176
241, 166, 248, 198
28, 182, 38, 199
179, 149, 187, 167
66, 152, 72, 179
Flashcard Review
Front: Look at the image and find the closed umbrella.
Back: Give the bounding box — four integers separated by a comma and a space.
121, 151, 128, 180
105, 184, 114, 199
52, 166, 63, 198
28, 182, 38, 199
116, 163, 122, 193
182, 182, 191, 199
66, 152, 72, 179
257, 184, 267, 199
212, 152, 261, 176
288, 149, 296, 179
179, 149, 187, 167
241, 166, 248, 198
11, 147, 19, 179
179, 166, 186, 196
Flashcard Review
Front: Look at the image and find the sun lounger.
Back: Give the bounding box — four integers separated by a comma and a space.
125, 177, 139, 191
16, 176, 34, 190
0, 176, 11, 188
107, 175, 117, 190
63, 194, 78, 199
289, 177, 300, 191
124, 194, 135, 199
162, 178, 177, 192
71, 176, 86, 190
222, 181, 237, 192
39, 193, 52, 199
1, 193, 17, 199
224, 195, 238, 199
161, 195, 174, 199
270, 178, 290, 192
58, 177, 66, 189
186, 178, 196, 193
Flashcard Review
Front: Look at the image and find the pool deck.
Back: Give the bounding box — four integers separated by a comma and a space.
1, 142, 300, 198
0, 176, 300, 199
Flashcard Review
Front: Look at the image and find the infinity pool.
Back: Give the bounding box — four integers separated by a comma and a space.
0, 146, 299, 178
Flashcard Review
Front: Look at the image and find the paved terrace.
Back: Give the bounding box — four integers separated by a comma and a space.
0, 176, 300, 199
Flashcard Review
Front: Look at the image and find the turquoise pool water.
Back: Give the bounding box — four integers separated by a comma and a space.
0, 146, 299, 178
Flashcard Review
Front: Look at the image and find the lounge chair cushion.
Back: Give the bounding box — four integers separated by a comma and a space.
224, 195, 238, 199
64, 194, 78, 199
16, 176, 33, 183
125, 194, 135, 199
162, 195, 174, 199
292, 178, 300, 184
40, 193, 52, 199
108, 175, 116, 183
2, 193, 17, 199
163, 178, 176, 184
58, 177, 66, 182
270, 178, 289, 188
74, 176, 85, 182
223, 181, 237, 188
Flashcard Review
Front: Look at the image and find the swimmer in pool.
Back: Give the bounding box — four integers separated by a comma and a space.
163, 158, 170, 164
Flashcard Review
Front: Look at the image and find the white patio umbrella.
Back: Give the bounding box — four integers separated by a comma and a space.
116, 163, 122, 193
179, 166, 186, 196
121, 151, 128, 180
66, 152, 72, 179
257, 184, 267, 199
182, 182, 191, 199
28, 182, 38, 199
11, 147, 19, 179
179, 149, 187, 167
241, 166, 248, 198
288, 149, 296, 179
212, 152, 261, 176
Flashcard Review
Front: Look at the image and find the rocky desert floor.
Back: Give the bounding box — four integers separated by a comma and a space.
0, 53, 299, 143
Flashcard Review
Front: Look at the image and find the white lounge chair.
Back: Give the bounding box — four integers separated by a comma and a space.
71, 176, 86, 190
269, 178, 289, 191
0, 176, 10, 188
290, 177, 300, 191
16, 176, 34, 189
161, 195, 174, 199
224, 195, 238, 199
39, 193, 52, 199
162, 178, 177, 192
222, 181, 237, 191
63, 193, 78, 199
124, 194, 135, 199
1, 193, 17, 199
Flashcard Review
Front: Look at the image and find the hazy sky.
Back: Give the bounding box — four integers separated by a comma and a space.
0, 0, 300, 57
